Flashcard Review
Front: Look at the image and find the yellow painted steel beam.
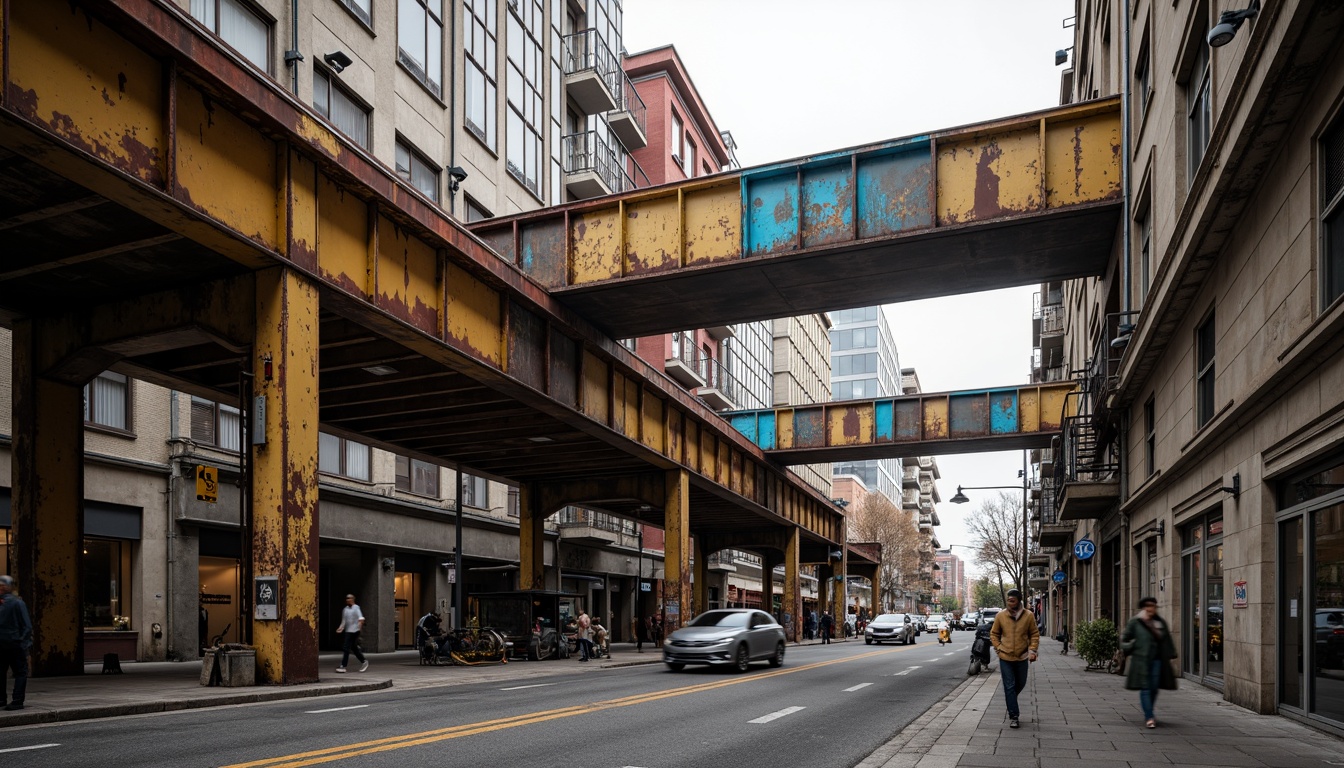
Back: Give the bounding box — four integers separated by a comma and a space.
731, 381, 1079, 464
251, 267, 321, 684
664, 469, 691, 633
519, 484, 546, 592
0, 0, 848, 561
782, 527, 801, 642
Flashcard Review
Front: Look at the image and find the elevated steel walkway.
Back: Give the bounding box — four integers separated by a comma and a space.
470, 100, 1121, 337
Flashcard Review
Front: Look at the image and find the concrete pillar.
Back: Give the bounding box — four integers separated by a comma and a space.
781, 528, 800, 642
693, 536, 708, 619
519, 484, 545, 591
361, 548, 394, 652
250, 267, 320, 684
664, 470, 691, 632
11, 319, 85, 676
761, 556, 776, 616
170, 523, 202, 660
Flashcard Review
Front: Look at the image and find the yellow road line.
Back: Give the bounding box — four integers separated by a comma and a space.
222, 645, 916, 768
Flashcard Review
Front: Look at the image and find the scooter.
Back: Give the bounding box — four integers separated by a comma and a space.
967, 619, 994, 675
937, 623, 953, 645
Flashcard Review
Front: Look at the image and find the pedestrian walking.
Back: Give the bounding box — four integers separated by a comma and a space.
634, 616, 646, 652
652, 614, 664, 648
989, 588, 1040, 729
577, 609, 592, 661
1120, 596, 1178, 729
820, 610, 834, 644
335, 593, 369, 673
0, 575, 32, 711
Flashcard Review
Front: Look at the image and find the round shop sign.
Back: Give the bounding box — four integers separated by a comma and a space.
1074, 538, 1096, 561
1052, 569, 1067, 584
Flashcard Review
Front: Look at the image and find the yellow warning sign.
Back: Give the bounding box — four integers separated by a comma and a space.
196, 465, 218, 504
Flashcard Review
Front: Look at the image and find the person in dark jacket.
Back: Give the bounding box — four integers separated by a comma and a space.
0, 575, 33, 711
1120, 596, 1178, 729
819, 611, 834, 644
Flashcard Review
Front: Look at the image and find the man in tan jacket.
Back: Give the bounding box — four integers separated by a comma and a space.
989, 589, 1040, 728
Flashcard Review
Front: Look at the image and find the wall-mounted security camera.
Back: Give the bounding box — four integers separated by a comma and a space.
1207, 1, 1259, 48
447, 166, 468, 194
323, 51, 354, 74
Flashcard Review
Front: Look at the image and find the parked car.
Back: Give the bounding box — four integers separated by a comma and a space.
925, 613, 948, 632
960, 612, 980, 630
663, 608, 786, 673
978, 607, 1002, 626
865, 613, 917, 645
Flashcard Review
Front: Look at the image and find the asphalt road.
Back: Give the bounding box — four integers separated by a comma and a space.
0, 635, 980, 768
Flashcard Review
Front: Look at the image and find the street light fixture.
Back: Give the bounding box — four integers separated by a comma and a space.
947, 451, 1032, 598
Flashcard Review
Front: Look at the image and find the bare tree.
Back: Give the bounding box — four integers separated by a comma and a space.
848, 493, 922, 610
964, 492, 1026, 605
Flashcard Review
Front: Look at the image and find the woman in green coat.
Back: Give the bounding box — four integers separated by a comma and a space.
1120, 596, 1178, 728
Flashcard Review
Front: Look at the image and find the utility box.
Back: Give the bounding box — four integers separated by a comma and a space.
200, 645, 256, 687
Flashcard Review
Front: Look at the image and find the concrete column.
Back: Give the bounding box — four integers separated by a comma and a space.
250, 267, 320, 684
360, 548, 395, 652
693, 536, 708, 618
664, 470, 691, 632
519, 484, 545, 591
781, 528, 800, 642
170, 523, 202, 660
761, 556, 776, 616
11, 319, 85, 676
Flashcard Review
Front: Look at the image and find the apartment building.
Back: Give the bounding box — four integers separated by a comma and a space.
934, 550, 969, 615
1042, 0, 1344, 733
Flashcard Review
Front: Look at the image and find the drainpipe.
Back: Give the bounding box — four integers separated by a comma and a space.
284, 0, 304, 94
1120, 1, 1133, 313
447, 3, 458, 217
166, 391, 179, 659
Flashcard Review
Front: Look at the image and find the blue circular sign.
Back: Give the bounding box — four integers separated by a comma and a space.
1074, 539, 1096, 561
1052, 569, 1067, 584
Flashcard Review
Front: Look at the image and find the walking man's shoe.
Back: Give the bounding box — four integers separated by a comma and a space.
335, 666, 347, 673
359, 661, 369, 672
1009, 717, 1020, 729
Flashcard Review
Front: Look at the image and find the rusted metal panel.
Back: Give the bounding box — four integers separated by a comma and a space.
664, 470, 692, 632
548, 329, 579, 409
625, 195, 680, 275
667, 408, 685, 465
683, 417, 699, 473
443, 261, 502, 366
287, 149, 319, 271
793, 406, 826, 449
936, 126, 1042, 225
828, 402, 874, 446
989, 389, 1019, 434
478, 224, 518, 266
800, 161, 854, 248
7, 2, 165, 187
1019, 386, 1042, 433
641, 391, 665, 453
776, 407, 795, 450
506, 301, 546, 391
375, 213, 439, 334
622, 376, 641, 440
856, 143, 934, 238
1040, 383, 1075, 428
683, 183, 742, 266
580, 350, 608, 422
612, 370, 628, 435
316, 174, 370, 297
1044, 111, 1123, 208
519, 217, 566, 287
948, 392, 987, 439
922, 395, 950, 441
874, 400, 896, 442
745, 172, 798, 256
730, 449, 743, 495
570, 208, 622, 285
894, 399, 922, 442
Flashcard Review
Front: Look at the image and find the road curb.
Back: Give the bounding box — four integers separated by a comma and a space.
0, 679, 393, 728
854, 667, 995, 768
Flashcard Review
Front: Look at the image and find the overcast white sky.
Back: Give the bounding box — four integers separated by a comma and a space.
623, 0, 1077, 574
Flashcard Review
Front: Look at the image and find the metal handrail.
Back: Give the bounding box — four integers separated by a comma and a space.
670, 330, 703, 374
562, 29, 618, 85
555, 506, 638, 535
563, 131, 650, 194
613, 71, 648, 136
700, 356, 739, 405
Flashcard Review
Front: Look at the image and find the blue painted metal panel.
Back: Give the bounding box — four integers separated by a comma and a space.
857, 144, 934, 239
989, 389, 1018, 435
730, 413, 758, 445
758, 412, 776, 450
800, 162, 854, 248
744, 172, 799, 256
875, 400, 895, 442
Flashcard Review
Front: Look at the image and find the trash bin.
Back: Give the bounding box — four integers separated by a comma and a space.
200, 644, 256, 687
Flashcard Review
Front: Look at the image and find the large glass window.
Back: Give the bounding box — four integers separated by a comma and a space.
85, 372, 130, 431
313, 68, 370, 148
1196, 311, 1216, 428
1321, 113, 1344, 308
395, 139, 440, 202
1180, 515, 1223, 681
1144, 396, 1156, 477
505, 0, 544, 197
318, 432, 371, 481
671, 113, 684, 167
461, 473, 489, 508
337, 0, 372, 26
190, 0, 270, 71
464, 0, 498, 150
190, 396, 242, 451
395, 455, 439, 497
397, 0, 443, 97
83, 537, 132, 629
1186, 40, 1211, 183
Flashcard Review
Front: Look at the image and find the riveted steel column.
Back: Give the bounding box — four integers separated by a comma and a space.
664, 469, 691, 632
781, 528, 800, 642
832, 550, 848, 625
519, 484, 546, 591
761, 556, 776, 618
10, 320, 84, 676
693, 536, 708, 616
251, 267, 320, 684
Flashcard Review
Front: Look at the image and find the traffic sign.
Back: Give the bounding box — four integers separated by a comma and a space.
196, 465, 218, 504
1074, 538, 1096, 561
1052, 569, 1067, 584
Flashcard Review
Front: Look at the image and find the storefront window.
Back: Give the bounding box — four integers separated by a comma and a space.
1312, 503, 1344, 722
1181, 514, 1222, 682
1280, 517, 1304, 708
83, 537, 131, 629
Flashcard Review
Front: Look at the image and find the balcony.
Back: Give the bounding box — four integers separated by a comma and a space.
1027, 566, 1049, 588
698, 356, 739, 411
607, 71, 648, 149
555, 506, 638, 546
1037, 476, 1073, 548
665, 332, 706, 388
1040, 303, 1064, 337
902, 464, 920, 488
706, 551, 737, 572
563, 131, 650, 200
703, 322, 736, 341
563, 29, 618, 114
1055, 403, 1120, 521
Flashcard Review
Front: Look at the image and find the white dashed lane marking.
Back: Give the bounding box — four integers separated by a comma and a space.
499, 683, 557, 691
305, 705, 369, 714
749, 706, 806, 724
843, 683, 873, 692
892, 666, 921, 676
0, 744, 61, 754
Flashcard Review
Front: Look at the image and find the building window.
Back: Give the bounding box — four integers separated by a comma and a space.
397, 0, 443, 97
395, 139, 440, 202
336, 0, 371, 27
465, 197, 492, 222
1186, 40, 1211, 183
464, 0, 498, 150
1138, 206, 1152, 305
461, 473, 489, 508
84, 372, 130, 431
1322, 113, 1344, 308
1195, 310, 1216, 428
507, 486, 520, 517
1180, 515, 1223, 681
313, 68, 370, 149
671, 113, 684, 166
395, 455, 439, 497
191, 397, 242, 451
190, 0, 271, 71
684, 137, 697, 177
83, 537, 132, 629
505, 0, 544, 197
1135, 39, 1150, 126
1144, 396, 1156, 477
318, 432, 372, 481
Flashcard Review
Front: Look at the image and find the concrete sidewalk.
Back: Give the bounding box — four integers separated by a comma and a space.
857, 647, 1344, 768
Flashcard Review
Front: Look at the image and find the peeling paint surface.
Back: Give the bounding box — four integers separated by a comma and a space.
444, 262, 503, 365
316, 175, 371, 297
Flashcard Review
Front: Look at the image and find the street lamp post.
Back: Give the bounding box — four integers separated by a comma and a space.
948, 451, 1031, 598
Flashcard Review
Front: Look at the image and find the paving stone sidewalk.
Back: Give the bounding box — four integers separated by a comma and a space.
857, 647, 1344, 768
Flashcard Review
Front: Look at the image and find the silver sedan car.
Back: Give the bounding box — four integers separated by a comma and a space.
663, 608, 787, 672
865, 613, 917, 645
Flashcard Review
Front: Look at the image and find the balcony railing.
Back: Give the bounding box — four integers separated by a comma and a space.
563, 131, 649, 198
666, 331, 706, 388
698, 356, 739, 411
607, 71, 648, 149
555, 506, 639, 535
562, 29, 619, 114
1040, 303, 1064, 336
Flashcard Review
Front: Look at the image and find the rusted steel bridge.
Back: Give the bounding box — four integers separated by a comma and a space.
0, 0, 1113, 683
